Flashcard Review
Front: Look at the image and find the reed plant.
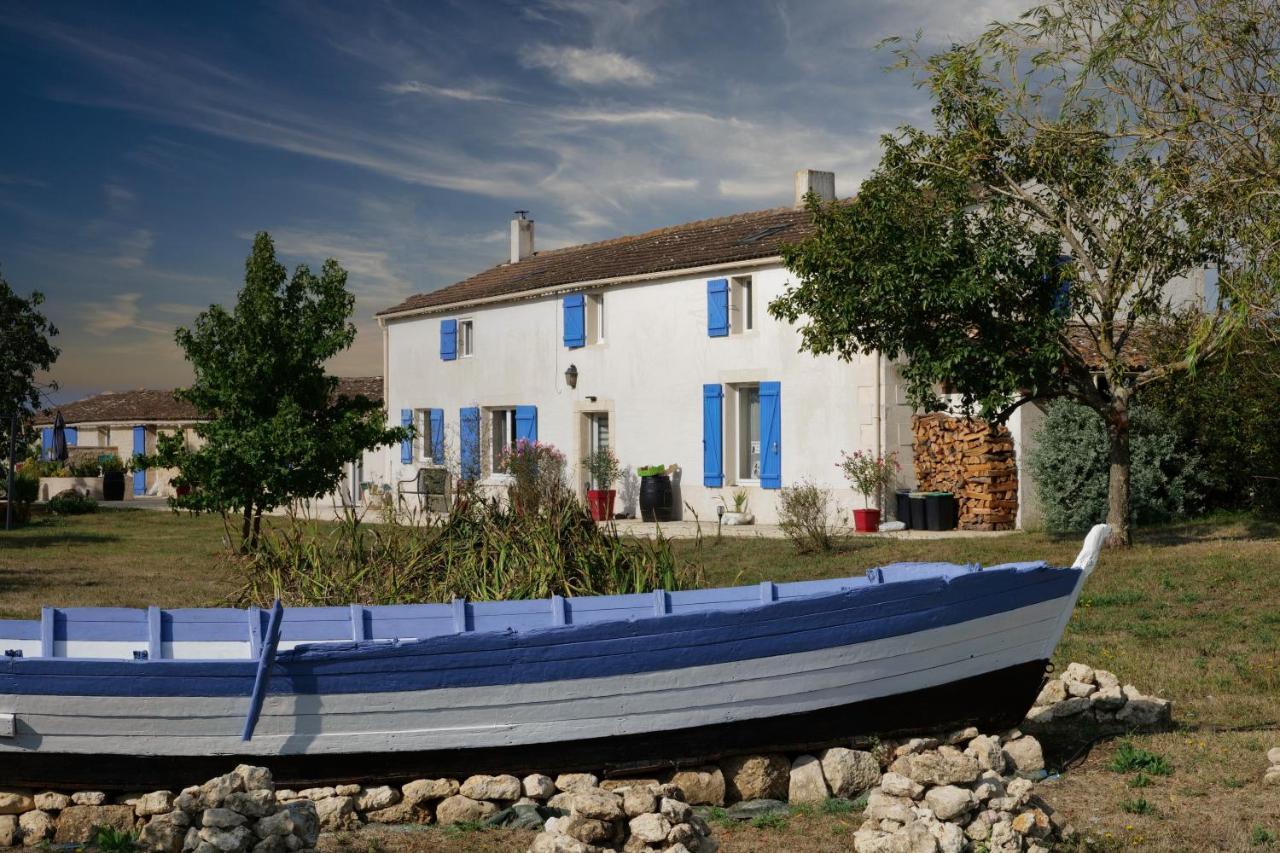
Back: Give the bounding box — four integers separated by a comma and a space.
234, 488, 697, 607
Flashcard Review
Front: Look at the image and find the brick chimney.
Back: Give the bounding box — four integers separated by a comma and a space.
794, 170, 836, 208
510, 211, 534, 263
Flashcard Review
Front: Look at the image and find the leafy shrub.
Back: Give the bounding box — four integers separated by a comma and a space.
582, 448, 621, 490
1108, 741, 1172, 775
497, 439, 567, 515
236, 490, 697, 606
47, 492, 98, 515
69, 458, 102, 477
2, 466, 38, 504
99, 454, 126, 474
92, 826, 140, 853
1119, 797, 1155, 815
1028, 399, 1206, 532
777, 479, 836, 552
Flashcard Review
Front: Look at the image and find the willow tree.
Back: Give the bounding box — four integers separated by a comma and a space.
772, 44, 1235, 547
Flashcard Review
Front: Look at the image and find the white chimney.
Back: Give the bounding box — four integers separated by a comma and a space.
510, 211, 534, 263
794, 169, 836, 208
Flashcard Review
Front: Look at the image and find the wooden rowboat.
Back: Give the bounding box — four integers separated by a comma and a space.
0, 525, 1108, 788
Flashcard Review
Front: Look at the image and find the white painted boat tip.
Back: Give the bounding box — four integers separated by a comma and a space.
1072, 524, 1111, 575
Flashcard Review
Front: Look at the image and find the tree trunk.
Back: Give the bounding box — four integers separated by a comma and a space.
240, 504, 253, 554
1105, 404, 1132, 548
250, 506, 263, 550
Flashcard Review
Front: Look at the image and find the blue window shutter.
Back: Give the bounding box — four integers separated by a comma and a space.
40, 428, 52, 460
702, 384, 724, 487
440, 319, 458, 361
563, 295, 585, 348
760, 381, 782, 489
400, 409, 413, 464
515, 405, 538, 442
460, 407, 481, 480
429, 409, 445, 463
707, 278, 729, 337
132, 426, 146, 495
65, 427, 77, 447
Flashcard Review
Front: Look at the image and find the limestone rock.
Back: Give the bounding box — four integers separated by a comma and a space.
558, 814, 614, 844
1012, 807, 1051, 838
332, 784, 359, 797
668, 766, 724, 806
203, 808, 247, 829
1062, 662, 1095, 684
1051, 696, 1092, 718
1002, 736, 1046, 773
251, 837, 288, 853
1034, 680, 1066, 706
297, 787, 334, 802
401, 778, 458, 805
53, 804, 136, 843
894, 738, 940, 758
523, 774, 556, 800
1094, 669, 1119, 689
435, 795, 497, 825
353, 785, 400, 812
923, 786, 973, 822
33, 791, 70, 811
599, 778, 659, 794
787, 755, 830, 804
253, 811, 294, 838
629, 812, 672, 844
724, 798, 789, 821
719, 753, 790, 802
622, 787, 657, 818
459, 774, 522, 802
19, 810, 53, 846
1065, 680, 1096, 698
528, 831, 600, 853
660, 797, 692, 824
945, 726, 980, 745
820, 748, 881, 799
199, 773, 246, 809
71, 791, 107, 806
1267, 747, 1280, 766
890, 748, 980, 786
198, 824, 255, 852
0, 790, 34, 816
864, 791, 915, 824
314, 796, 357, 830
933, 821, 965, 853
880, 772, 924, 800
967, 735, 1006, 774
1116, 696, 1172, 728
852, 827, 900, 852
140, 811, 190, 853
135, 790, 176, 817
282, 801, 319, 847
0, 815, 16, 848
568, 789, 623, 821
554, 773, 600, 793
232, 766, 274, 793
1090, 684, 1127, 711
364, 801, 432, 824
1023, 706, 1055, 725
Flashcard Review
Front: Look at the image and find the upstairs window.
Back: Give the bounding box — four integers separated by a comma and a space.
587, 293, 605, 344
731, 275, 754, 333
459, 319, 474, 357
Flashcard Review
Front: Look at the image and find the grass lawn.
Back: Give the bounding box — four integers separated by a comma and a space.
3, 509, 1279, 850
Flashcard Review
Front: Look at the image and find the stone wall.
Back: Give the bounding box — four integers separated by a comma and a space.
913, 413, 1019, 531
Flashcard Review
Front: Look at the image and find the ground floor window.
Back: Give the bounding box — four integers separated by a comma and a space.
589, 412, 609, 454
416, 409, 434, 462
737, 384, 761, 482
490, 408, 516, 471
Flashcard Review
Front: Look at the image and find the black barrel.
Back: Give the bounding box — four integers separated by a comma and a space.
102, 470, 125, 502
639, 474, 673, 522
895, 489, 912, 528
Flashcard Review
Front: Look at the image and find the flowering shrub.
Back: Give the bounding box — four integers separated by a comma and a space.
838, 450, 900, 508
583, 448, 620, 490
497, 439, 568, 514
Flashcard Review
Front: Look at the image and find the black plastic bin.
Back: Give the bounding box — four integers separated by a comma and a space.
895, 489, 912, 528
908, 492, 927, 530
924, 491, 957, 531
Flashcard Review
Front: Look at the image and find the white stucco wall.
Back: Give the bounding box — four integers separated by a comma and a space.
384, 262, 916, 525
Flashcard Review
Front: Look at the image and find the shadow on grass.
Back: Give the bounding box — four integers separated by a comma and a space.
0, 530, 121, 549
1135, 515, 1280, 547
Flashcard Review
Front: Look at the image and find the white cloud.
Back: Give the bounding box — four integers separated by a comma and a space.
81, 291, 171, 337
383, 81, 511, 103
520, 44, 655, 86
103, 182, 135, 213
111, 228, 154, 269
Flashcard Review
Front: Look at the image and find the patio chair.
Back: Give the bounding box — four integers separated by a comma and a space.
397, 466, 450, 513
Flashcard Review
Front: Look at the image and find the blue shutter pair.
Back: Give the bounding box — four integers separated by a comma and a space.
460, 407, 481, 481
440, 319, 458, 361
702, 382, 781, 489
707, 278, 729, 337
403, 409, 447, 463
515, 406, 538, 443
132, 426, 146, 495
563, 295, 585, 348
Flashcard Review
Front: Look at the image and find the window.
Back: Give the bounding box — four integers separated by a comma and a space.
587, 293, 605, 344
737, 384, 761, 481
731, 276, 754, 333
416, 410, 434, 462
459, 319, 474, 357
589, 412, 609, 454
490, 408, 516, 471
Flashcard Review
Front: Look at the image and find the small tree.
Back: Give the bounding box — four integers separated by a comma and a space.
1, 270, 59, 456
839, 450, 900, 509
152, 233, 407, 550
772, 41, 1236, 547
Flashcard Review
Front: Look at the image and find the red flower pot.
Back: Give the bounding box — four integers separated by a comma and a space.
853, 507, 881, 533
587, 489, 617, 521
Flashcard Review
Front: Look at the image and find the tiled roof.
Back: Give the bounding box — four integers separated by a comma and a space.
35, 377, 384, 425
377, 205, 816, 317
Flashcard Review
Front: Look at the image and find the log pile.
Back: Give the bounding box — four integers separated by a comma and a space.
913, 414, 1019, 531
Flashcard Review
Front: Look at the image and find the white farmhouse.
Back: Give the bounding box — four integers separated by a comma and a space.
376, 170, 935, 526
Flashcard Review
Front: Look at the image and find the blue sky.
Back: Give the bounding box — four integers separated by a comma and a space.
0, 0, 1023, 403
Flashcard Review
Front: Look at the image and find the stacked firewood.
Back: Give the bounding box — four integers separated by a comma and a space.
913, 414, 1019, 531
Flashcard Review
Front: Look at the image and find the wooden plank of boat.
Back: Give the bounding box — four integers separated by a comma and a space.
0, 525, 1109, 788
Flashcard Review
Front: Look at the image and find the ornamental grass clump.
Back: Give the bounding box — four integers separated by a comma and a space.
235, 488, 697, 607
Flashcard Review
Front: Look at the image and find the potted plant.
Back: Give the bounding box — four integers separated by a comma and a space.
637, 464, 674, 522
839, 450, 900, 533
720, 489, 754, 525
582, 448, 621, 521
100, 455, 126, 501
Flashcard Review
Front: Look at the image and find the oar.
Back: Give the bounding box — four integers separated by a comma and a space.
241, 599, 284, 742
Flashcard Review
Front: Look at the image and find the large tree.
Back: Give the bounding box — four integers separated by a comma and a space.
772, 43, 1237, 547
1, 270, 59, 456
153, 233, 407, 550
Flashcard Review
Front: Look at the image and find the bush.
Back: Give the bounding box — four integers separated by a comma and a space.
1, 466, 38, 504
236, 489, 699, 607
497, 439, 567, 515
99, 455, 126, 474
69, 458, 101, 477
1028, 399, 1206, 532
47, 491, 98, 515
777, 479, 836, 552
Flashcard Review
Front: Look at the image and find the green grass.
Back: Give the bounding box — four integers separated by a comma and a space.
1253, 826, 1278, 847
748, 813, 788, 830
1119, 797, 1156, 815
1108, 742, 1173, 776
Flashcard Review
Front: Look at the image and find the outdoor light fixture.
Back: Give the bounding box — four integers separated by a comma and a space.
565, 364, 578, 388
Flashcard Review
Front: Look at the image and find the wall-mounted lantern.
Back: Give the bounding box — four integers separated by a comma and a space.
565, 364, 578, 389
